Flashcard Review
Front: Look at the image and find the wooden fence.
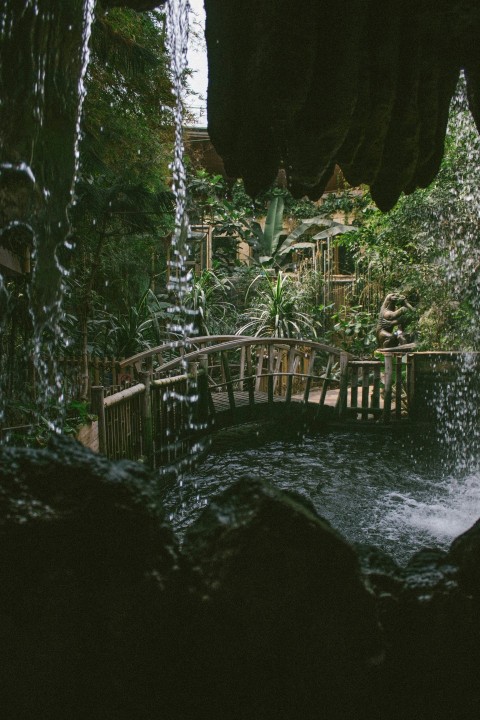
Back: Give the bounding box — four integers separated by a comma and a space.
48, 355, 135, 402
90, 372, 202, 467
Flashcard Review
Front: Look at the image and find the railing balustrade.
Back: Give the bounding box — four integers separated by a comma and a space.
87, 338, 419, 465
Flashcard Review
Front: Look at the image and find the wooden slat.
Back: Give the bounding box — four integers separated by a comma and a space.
372, 365, 381, 409
350, 366, 359, 409
338, 352, 349, 418
303, 350, 316, 403
221, 352, 236, 412
361, 367, 370, 420
384, 355, 393, 423
319, 353, 334, 407
268, 346, 274, 404
395, 354, 403, 419
246, 348, 255, 405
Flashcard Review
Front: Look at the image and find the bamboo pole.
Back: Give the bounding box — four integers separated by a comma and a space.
139, 371, 153, 466
361, 367, 370, 421
91, 386, 106, 455
350, 366, 359, 410
384, 355, 393, 423
303, 350, 316, 404
372, 365, 381, 410
338, 352, 349, 418
395, 354, 403, 419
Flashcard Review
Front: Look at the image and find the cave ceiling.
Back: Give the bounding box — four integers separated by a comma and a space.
203, 0, 480, 210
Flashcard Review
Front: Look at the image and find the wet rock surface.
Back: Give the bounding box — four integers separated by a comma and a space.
183, 478, 384, 719
1, 438, 480, 719
0, 437, 186, 719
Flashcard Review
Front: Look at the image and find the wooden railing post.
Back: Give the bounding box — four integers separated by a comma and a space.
246, 346, 255, 406
319, 353, 334, 408
303, 350, 316, 404
197, 354, 212, 426
350, 365, 359, 411
91, 386, 106, 455
372, 364, 381, 410
338, 352, 349, 418
139, 371, 153, 465
384, 355, 393, 423
361, 366, 370, 420
221, 352, 236, 413
285, 347, 297, 404
395, 354, 403, 419
267, 345, 275, 404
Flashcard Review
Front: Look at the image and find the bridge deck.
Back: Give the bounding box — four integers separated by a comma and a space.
211, 388, 341, 412
209, 386, 394, 429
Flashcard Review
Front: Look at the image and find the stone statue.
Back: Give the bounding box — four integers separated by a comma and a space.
376, 293, 414, 348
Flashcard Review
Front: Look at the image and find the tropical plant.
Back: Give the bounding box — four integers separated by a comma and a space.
326, 305, 378, 357
278, 216, 357, 259
238, 270, 319, 339
184, 270, 236, 335
100, 289, 170, 358
249, 194, 286, 264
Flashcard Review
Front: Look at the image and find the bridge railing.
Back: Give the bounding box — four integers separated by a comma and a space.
91, 372, 196, 466
126, 337, 349, 406
90, 337, 416, 465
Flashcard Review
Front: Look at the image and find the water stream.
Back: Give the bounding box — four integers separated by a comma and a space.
164, 422, 480, 565
0, 0, 96, 430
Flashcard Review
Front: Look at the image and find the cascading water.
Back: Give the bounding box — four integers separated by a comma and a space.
388, 76, 480, 550
162, 0, 207, 473
0, 0, 96, 433
431, 79, 480, 469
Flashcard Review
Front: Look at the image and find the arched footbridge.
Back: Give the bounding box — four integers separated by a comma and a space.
91, 336, 406, 467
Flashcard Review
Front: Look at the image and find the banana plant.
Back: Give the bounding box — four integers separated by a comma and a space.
278, 216, 358, 256
249, 194, 286, 265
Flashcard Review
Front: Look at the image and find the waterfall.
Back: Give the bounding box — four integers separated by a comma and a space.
0, 0, 96, 433
161, 0, 207, 477
431, 77, 480, 472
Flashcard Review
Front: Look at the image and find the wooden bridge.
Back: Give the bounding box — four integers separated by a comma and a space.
90, 336, 407, 467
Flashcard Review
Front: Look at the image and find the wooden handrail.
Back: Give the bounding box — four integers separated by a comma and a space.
119, 336, 252, 369
121, 336, 351, 371
103, 382, 145, 408
140, 337, 350, 376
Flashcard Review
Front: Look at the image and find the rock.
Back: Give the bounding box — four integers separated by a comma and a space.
379, 547, 479, 720
204, 0, 480, 210
182, 477, 384, 720
449, 517, 480, 592
0, 436, 185, 719
354, 543, 404, 625
3, 438, 480, 720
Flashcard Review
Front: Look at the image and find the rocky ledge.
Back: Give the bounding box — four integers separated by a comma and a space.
1, 437, 480, 719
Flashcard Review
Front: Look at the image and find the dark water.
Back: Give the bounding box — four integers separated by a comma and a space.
163, 422, 480, 565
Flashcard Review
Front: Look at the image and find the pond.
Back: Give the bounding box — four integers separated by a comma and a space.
163, 422, 480, 566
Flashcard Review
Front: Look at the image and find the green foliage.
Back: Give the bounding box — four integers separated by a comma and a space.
99, 289, 170, 357
184, 270, 236, 336
249, 194, 286, 265
238, 271, 319, 339
331, 80, 480, 350
62, 6, 176, 360
327, 305, 377, 357
82, 8, 174, 187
